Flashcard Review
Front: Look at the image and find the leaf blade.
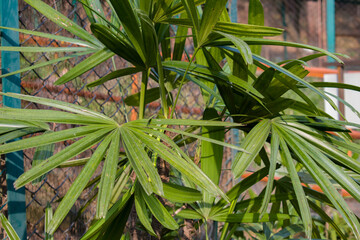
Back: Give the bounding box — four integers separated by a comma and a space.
198, 0, 227, 45
0, 92, 114, 121
24, 0, 101, 46
96, 129, 121, 218
15, 127, 113, 188
54, 48, 115, 85
48, 131, 114, 234
0, 214, 20, 240
120, 127, 163, 196
232, 119, 271, 178
277, 132, 312, 238
87, 67, 142, 87
139, 185, 179, 230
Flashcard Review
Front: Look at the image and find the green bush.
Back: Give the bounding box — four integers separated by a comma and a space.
1, 0, 360, 239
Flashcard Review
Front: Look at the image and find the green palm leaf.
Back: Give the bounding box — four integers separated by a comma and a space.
24, 0, 101, 46
198, 0, 228, 45
277, 125, 360, 239
47, 131, 115, 234
201, 108, 224, 217
96, 129, 121, 219
54, 48, 115, 85
0, 26, 98, 48
120, 127, 163, 196
109, 0, 146, 63
232, 119, 271, 178
14, 127, 113, 189
135, 184, 157, 236
277, 133, 312, 238
137, 184, 179, 230
129, 127, 228, 201
0, 92, 114, 121
210, 213, 294, 223
0, 214, 20, 240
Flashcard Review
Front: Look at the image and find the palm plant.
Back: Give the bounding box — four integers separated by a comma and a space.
1, 0, 360, 239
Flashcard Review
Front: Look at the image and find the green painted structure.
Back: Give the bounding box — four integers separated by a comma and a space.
0, 0, 27, 239
327, 0, 336, 63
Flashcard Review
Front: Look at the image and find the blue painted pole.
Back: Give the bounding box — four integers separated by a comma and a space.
230, 0, 238, 23
326, 0, 336, 63
1, 0, 27, 239
230, 0, 239, 178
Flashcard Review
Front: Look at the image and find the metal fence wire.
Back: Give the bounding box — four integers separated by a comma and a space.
19, 1, 122, 238
0, 0, 359, 239
16, 0, 205, 239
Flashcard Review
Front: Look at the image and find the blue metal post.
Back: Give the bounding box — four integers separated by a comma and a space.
230, 0, 239, 173
1, 0, 27, 239
326, 0, 336, 63
230, 0, 240, 187
230, 0, 238, 23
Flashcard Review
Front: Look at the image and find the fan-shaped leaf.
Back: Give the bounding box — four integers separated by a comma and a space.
48, 131, 114, 234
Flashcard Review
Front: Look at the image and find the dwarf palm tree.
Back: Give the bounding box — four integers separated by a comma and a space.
1, 0, 360, 239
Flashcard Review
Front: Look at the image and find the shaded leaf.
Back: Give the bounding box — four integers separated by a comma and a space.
109, 0, 146, 62
48, 131, 114, 234
81, 190, 133, 240
163, 182, 202, 203
139, 185, 179, 230
32, 131, 55, 184
201, 108, 224, 217
87, 67, 142, 87
210, 213, 294, 223
124, 87, 161, 107
232, 119, 271, 178
135, 183, 156, 236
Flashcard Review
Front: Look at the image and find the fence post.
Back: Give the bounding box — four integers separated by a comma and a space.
230, 0, 237, 23
1, 0, 27, 239
326, 0, 336, 60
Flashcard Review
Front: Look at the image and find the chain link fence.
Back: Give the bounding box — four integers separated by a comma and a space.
15, 0, 207, 238
0, 0, 359, 239
19, 1, 124, 238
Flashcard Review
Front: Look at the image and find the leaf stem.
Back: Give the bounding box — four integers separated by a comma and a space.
204, 220, 209, 240
220, 200, 236, 240
139, 69, 149, 120
156, 51, 169, 118
112, 56, 129, 123
170, 47, 199, 119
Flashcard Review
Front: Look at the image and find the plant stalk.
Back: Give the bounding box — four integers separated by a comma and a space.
170, 48, 199, 119
156, 51, 169, 118
220, 200, 237, 240
139, 69, 149, 120
204, 220, 209, 240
